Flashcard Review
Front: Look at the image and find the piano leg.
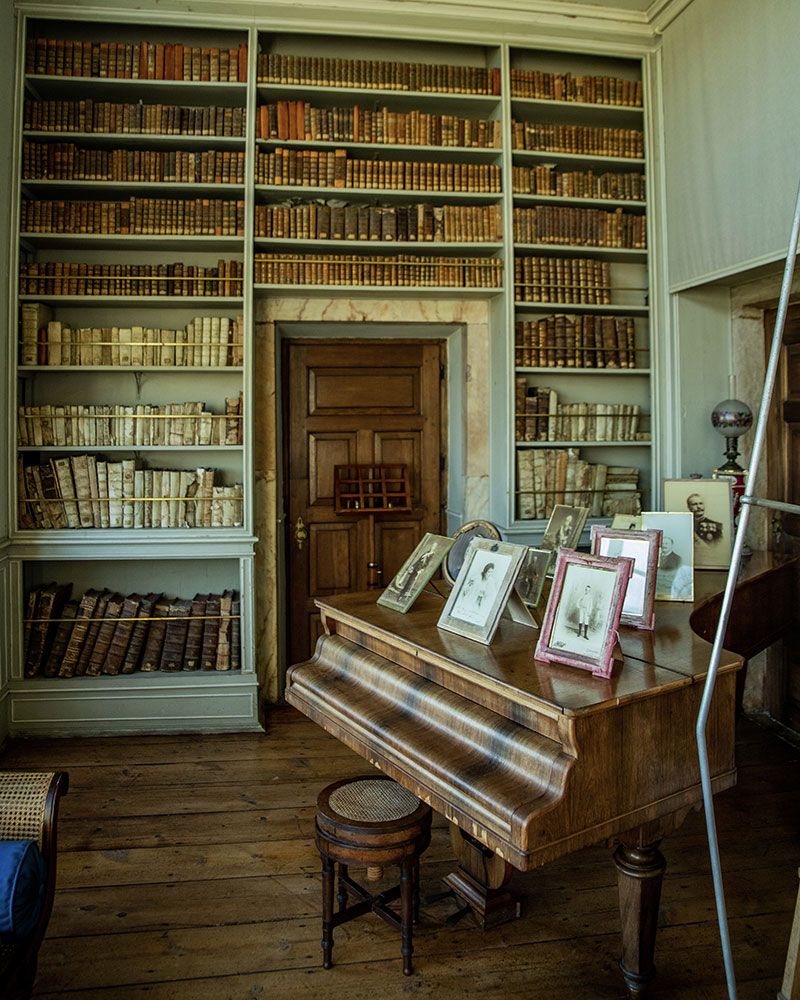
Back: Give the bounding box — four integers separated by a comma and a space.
613, 838, 666, 998
444, 825, 521, 929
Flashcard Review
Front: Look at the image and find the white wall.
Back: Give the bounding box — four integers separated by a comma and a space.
661, 0, 800, 291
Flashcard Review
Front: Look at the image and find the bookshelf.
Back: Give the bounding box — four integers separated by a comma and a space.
508, 46, 651, 529
10, 18, 258, 733
4, 13, 661, 734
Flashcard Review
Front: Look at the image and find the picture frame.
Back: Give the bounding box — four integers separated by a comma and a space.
515, 547, 551, 607
535, 549, 634, 678
541, 504, 590, 555
438, 538, 528, 645
377, 532, 454, 613
590, 526, 662, 630
610, 513, 642, 531
442, 519, 502, 587
641, 511, 695, 601
662, 478, 733, 570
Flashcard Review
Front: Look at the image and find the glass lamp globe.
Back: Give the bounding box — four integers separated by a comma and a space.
711, 397, 753, 472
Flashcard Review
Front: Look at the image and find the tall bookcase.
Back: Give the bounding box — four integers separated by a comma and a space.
9, 17, 259, 733
5, 12, 659, 734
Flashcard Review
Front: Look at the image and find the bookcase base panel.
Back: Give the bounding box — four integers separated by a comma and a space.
5, 675, 261, 736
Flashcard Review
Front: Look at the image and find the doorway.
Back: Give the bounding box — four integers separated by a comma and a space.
765, 301, 800, 731
282, 337, 446, 664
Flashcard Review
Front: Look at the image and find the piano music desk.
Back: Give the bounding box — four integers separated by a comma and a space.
286, 553, 795, 997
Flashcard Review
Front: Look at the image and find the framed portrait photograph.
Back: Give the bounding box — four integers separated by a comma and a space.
662, 479, 733, 570
541, 504, 590, 555
641, 511, 695, 601
590, 526, 662, 630
515, 547, 551, 607
535, 549, 634, 678
438, 538, 528, 645
377, 532, 454, 613
442, 519, 502, 587
610, 513, 642, 531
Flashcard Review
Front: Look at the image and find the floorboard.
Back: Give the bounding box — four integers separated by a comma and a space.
2, 707, 797, 1000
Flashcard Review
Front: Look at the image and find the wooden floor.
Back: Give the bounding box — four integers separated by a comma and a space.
1, 706, 798, 1000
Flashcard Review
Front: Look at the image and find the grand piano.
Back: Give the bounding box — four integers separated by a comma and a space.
286, 553, 795, 997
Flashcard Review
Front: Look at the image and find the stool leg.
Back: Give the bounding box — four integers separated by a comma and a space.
400, 860, 415, 976
321, 856, 335, 969
337, 863, 349, 912
413, 855, 421, 924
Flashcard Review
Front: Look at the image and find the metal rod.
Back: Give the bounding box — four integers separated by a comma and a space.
739, 496, 800, 515
696, 174, 800, 1000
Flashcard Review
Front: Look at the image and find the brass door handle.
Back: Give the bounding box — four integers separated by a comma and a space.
294, 516, 308, 550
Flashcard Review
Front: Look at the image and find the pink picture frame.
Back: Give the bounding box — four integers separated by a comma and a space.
589, 526, 662, 630
535, 549, 634, 678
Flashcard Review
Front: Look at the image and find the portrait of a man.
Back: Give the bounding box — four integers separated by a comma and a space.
687, 492, 723, 545
662, 480, 732, 570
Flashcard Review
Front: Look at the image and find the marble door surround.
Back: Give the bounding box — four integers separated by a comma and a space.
253, 295, 494, 704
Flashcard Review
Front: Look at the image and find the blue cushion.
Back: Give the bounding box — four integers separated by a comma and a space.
0, 840, 47, 942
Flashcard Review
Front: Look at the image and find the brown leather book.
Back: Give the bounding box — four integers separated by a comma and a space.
103, 593, 141, 675
159, 598, 191, 671
86, 592, 125, 676
74, 590, 113, 676
215, 590, 234, 671
43, 599, 79, 677
59, 588, 103, 678
121, 592, 161, 674
183, 594, 208, 670
200, 592, 221, 670
140, 596, 172, 671
230, 592, 241, 671
25, 581, 72, 678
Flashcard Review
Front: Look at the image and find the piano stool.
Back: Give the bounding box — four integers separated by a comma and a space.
314, 775, 432, 976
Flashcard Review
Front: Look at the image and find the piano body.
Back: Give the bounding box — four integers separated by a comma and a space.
286, 554, 795, 997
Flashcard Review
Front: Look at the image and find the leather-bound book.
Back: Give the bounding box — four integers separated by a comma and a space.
43, 599, 79, 677
25, 581, 72, 678
103, 593, 141, 676
200, 592, 221, 670
183, 594, 208, 670
121, 592, 161, 674
59, 588, 103, 678
74, 590, 113, 676
160, 598, 191, 671
86, 592, 124, 676
140, 596, 172, 671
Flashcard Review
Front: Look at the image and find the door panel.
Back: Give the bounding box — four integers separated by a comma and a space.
308, 432, 358, 507
286, 339, 444, 664
311, 368, 419, 414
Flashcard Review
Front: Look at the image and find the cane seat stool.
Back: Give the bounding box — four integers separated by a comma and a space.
315, 774, 432, 976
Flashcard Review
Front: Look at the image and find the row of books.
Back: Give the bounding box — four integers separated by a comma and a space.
516, 448, 642, 519
27, 38, 248, 83
511, 121, 644, 159
515, 382, 645, 442
512, 165, 645, 202
23, 142, 247, 185
18, 398, 243, 449
515, 315, 639, 369
19, 260, 244, 298
253, 203, 503, 244
24, 100, 246, 138
255, 148, 502, 193
21, 198, 246, 238
509, 70, 643, 107
253, 253, 503, 288
514, 257, 612, 305
20, 309, 244, 368
512, 205, 646, 250
19, 456, 243, 530
256, 102, 503, 149
23, 583, 240, 679
256, 54, 501, 96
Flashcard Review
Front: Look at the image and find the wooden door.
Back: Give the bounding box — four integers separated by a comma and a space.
284, 339, 444, 664
765, 303, 800, 730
